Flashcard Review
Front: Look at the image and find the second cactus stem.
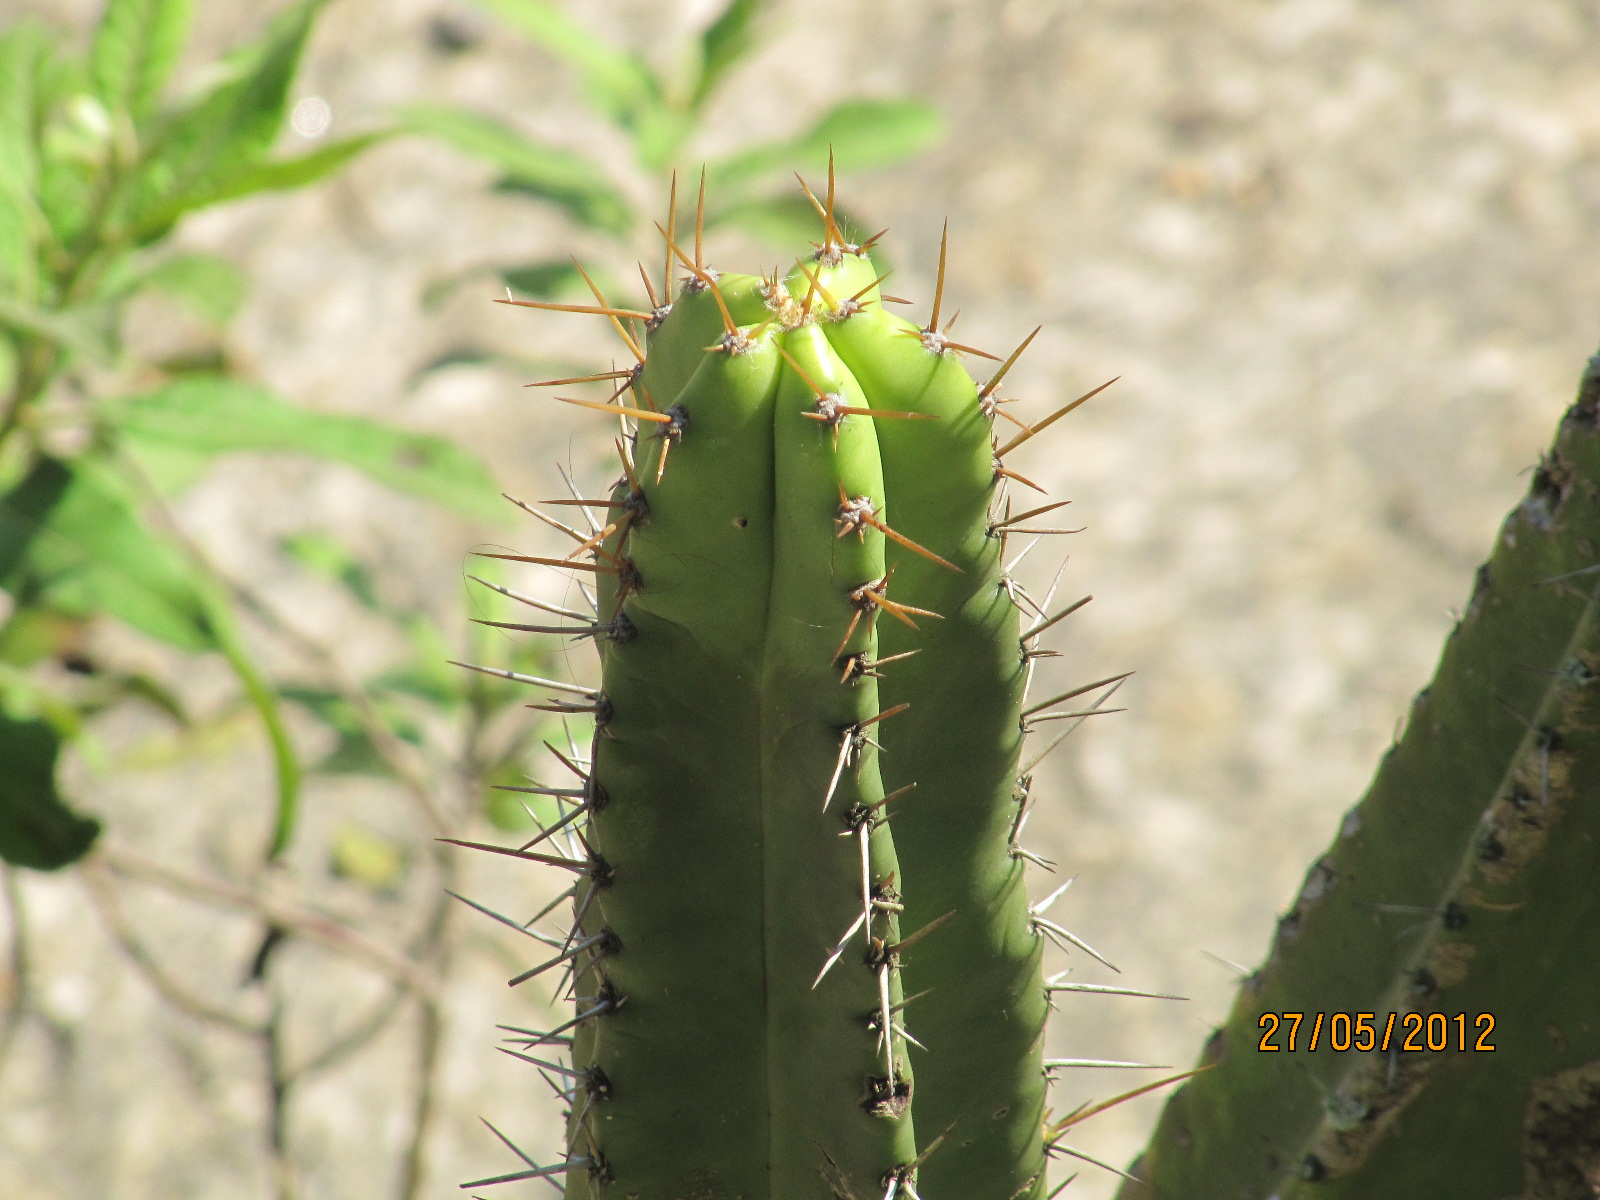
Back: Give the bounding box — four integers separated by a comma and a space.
1119, 351, 1600, 1200
457, 170, 1145, 1199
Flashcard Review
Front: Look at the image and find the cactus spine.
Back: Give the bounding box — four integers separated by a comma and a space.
1120, 352, 1600, 1199
458, 171, 1129, 1198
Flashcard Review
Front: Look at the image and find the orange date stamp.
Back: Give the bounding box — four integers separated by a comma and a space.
1256, 1011, 1497, 1053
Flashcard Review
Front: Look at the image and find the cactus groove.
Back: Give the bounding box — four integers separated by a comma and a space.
457, 169, 1138, 1199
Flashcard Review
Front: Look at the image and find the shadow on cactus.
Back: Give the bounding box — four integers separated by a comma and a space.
450, 165, 1194, 1198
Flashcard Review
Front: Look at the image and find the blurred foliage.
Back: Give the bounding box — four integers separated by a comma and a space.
0, 708, 98, 868
0, 3, 903, 1195
400, 0, 944, 310
0, 0, 546, 870
276, 529, 572, 832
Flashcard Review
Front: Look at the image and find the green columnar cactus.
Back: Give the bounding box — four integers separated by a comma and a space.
1119, 353, 1600, 1199
454, 175, 1132, 1198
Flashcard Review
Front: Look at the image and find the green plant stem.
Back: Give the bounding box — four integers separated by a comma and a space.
110, 449, 306, 857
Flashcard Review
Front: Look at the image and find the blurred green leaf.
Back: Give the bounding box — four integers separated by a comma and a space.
691, 0, 763, 111
284, 685, 422, 778
0, 190, 33, 297
36, 84, 107, 249
0, 23, 51, 298
122, 0, 324, 241
284, 687, 386, 776
0, 456, 300, 858
0, 606, 88, 669
483, 757, 553, 832
629, 104, 692, 174
421, 262, 593, 313
0, 294, 118, 365
501, 259, 590, 301
0, 21, 49, 194
395, 614, 460, 703
97, 669, 188, 725
408, 345, 500, 377
90, 0, 192, 130
316, 731, 393, 776
419, 256, 616, 315
109, 376, 509, 524
23, 37, 100, 248
280, 532, 382, 611
135, 251, 246, 325
0, 660, 86, 740
709, 192, 827, 248
493, 176, 632, 235
116, 435, 211, 495
373, 659, 458, 710
152, 346, 232, 376
398, 104, 631, 235
37, 161, 97, 252
24, 654, 191, 726
709, 98, 944, 194
404, 345, 585, 388
0, 454, 214, 650
467, 0, 660, 133
0, 452, 71, 584
330, 822, 406, 892
156, 131, 390, 218
710, 194, 883, 267
0, 709, 99, 869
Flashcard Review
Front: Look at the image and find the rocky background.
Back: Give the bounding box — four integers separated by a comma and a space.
3, 0, 1598, 1197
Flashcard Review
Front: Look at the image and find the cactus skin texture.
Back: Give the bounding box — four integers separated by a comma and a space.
1119, 351, 1600, 1200
455, 175, 1133, 1199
